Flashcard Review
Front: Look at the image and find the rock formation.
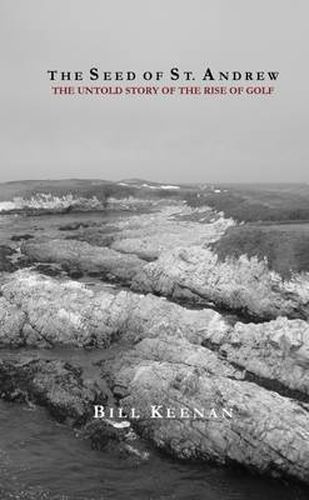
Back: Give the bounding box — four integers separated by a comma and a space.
1, 270, 309, 483
99, 338, 309, 483
22, 239, 146, 283
1, 200, 309, 485
0, 270, 227, 348
133, 247, 309, 321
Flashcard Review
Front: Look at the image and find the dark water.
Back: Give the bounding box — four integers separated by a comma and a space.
1, 212, 309, 499
0, 400, 308, 500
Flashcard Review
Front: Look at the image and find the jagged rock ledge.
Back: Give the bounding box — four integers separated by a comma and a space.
0, 270, 309, 483
132, 247, 309, 321
22, 239, 309, 323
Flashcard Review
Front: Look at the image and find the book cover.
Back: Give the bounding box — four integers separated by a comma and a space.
0, 1, 308, 499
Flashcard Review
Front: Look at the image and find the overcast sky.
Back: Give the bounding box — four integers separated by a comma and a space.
0, 0, 308, 183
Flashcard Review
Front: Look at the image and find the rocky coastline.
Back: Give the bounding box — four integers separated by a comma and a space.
1, 198, 309, 485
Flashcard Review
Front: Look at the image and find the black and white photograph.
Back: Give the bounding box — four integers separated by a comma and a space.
0, 1, 308, 499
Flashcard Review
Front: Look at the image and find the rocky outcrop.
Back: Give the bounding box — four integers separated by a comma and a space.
20, 204, 309, 323
202, 316, 309, 398
99, 337, 309, 483
133, 247, 309, 321
0, 270, 228, 348
0, 271, 117, 348
0, 193, 105, 214
3, 194, 309, 486
0, 356, 149, 462
111, 205, 234, 260
21, 204, 234, 272
0, 297, 27, 347
1, 270, 309, 482
22, 239, 146, 283
1, 270, 309, 396
0, 358, 103, 425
